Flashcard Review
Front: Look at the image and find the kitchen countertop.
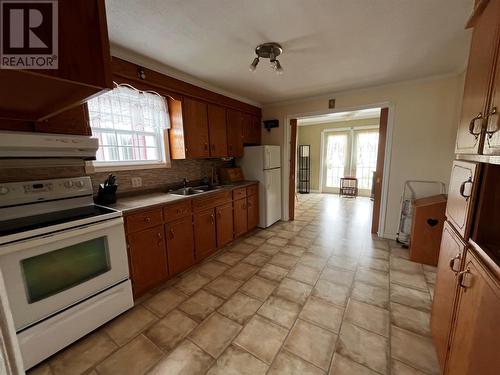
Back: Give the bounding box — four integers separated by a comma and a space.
107, 180, 258, 214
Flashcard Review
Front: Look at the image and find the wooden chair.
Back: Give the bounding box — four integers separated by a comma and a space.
339, 177, 358, 198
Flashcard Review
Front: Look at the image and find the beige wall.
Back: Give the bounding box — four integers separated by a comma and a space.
297, 118, 380, 191
263, 74, 465, 238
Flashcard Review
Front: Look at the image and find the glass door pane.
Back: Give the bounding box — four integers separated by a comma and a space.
324, 133, 348, 189
21, 237, 110, 303
354, 131, 379, 192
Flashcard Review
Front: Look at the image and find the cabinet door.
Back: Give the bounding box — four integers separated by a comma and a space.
247, 193, 259, 230
446, 251, 500, 375
208, 104, 228, 157
456, 0, 500, 154
227, 109, 244, 157
234, 198, 248, 237
242, 113, 253, 145
250, 116, 262, 145
194, 208, 217, 260
483, 2, 500, 154
35, 104, 91, 135
216, 203, 233, 247
446, 161, 479, 239
127, 225, 168, 298
166, 216, 195, 276
431, 222, 465, 370
183, 97, 209, 158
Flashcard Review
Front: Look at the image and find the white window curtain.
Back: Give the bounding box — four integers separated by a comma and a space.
87, 85, 171, 168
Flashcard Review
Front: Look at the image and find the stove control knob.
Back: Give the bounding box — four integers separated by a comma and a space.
64, 181, 74, 188
75, 181, 85, 188
0, 186, 9, 195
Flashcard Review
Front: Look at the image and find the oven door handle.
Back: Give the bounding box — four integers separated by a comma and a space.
0, 217, 125, 256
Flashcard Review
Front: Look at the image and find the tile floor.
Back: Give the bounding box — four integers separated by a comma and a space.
28, 194, 440, 375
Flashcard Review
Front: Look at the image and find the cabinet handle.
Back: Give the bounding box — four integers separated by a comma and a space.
144, 217, 151, 223
157, 232, 162, 239
485, 107, 498, 141
468, 112, 484, 140
169, 228, 174, 239
449, 253, 461, 274
176, 209, 181, 214
458, 267, 472, 289
217, 211, 221, 219
459, 177, 473, 201
211, 214, 215, 225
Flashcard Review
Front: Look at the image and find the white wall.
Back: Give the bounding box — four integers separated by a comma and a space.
262, 74, 465, 238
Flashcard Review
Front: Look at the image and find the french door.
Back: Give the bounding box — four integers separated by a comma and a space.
321, 128, 379, 196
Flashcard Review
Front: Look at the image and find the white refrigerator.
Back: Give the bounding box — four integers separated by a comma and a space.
238, 145, 281, 228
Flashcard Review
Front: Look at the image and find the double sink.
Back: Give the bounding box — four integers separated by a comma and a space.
169, 185, 228, 196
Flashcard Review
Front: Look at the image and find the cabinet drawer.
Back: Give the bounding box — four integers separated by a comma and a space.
125, 208, 163, 233
193, 191, 232, 211
246, 184, 258, 196
164, 200, 192, 222
446, 161, 480, 239
233, 187, 247, 200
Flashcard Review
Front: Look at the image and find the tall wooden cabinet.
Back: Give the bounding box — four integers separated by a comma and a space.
207, 104, 228, 157
193, 208, 217, 260
432, 2, 500, 374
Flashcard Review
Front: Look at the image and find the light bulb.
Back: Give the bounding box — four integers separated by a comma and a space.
249, 57, 259, 72
275, 60, 284, 75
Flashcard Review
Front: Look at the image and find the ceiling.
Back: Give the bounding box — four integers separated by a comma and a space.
298, 108, 381, 126
105, 0, 473, 106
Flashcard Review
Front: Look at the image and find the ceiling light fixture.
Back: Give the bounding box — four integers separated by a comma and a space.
249, 42, 284, 74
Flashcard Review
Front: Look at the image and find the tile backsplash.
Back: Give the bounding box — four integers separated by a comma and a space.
0, 159, 229, 196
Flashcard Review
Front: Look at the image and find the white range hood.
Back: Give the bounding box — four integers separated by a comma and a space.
0, 131, 99, 160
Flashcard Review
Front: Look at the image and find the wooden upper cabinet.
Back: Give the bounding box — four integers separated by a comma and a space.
207, 104, 228, 157
0, 0, 112, 122
216, 203, 234, 247
431, 222, 465, 370
165, 216, 195, 276
234, 198, 248, 238
226, 109, 244, 157
247, 192, 259, 230
456, 0, 500, 154
242, 113, 261, 145
250, 115, 262, 145
182, 97, 210, 158
193, 208, 217, 260
127, 225, 169, 298
445, 251, 500, 375
35, 104, 91, 135
483, 7, 500, 155
445, 161, 479, 239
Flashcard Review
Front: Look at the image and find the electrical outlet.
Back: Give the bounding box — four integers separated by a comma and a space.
131, 177, 142, 188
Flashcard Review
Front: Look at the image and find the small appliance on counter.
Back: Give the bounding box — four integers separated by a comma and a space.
96, 174, 118, 204
218, 167, 244, 183
0, 176, 133, 370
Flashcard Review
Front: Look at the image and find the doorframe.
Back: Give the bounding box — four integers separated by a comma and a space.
319, 124, 380, 194
283, 102, 395, 238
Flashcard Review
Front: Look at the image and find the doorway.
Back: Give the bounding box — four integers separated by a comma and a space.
286, 105, 391, 236
321, 127, 379, 196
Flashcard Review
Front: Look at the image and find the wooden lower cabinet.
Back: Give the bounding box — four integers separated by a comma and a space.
216, 203, 233, 247
445, 251, 500, 375
127, 225, 169, 298
247, 193, 259, 230
431, 222, 465, 369
194, 208, 217, 260
234, 198, 248, 237
165, 216, 195, 276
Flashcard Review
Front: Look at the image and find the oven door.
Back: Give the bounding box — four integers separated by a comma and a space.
0, 217, 129, 331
